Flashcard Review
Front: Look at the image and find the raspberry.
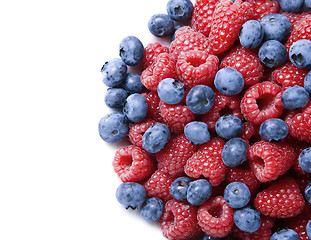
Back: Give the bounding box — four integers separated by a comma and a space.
197, 196, 234, 238
141, 91, 163, 123
208, 0, 253, 54
219, 45, 264, 86
184, 138, 226, 186
128, 118, 156, 148
159, 199, 201, 240
254, 176, 305, 218
112, 145, 155, 183
248, 140, 296, 182
245, 0, 280, 21
240, 81, 284, 125
142, 42, 169, 69
240, 121, 260, 146
156, 134, 197, 177
176, 50, 219, 89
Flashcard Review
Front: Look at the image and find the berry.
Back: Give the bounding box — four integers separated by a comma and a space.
116, 182, 146, 209
305, 181, 311, 204
186, 85, 215, 115
123, 93, 148, 122
244, 0, 280, 21
128, 118, 156, 148
142, 91, 163, 122
184, 121, 211, 145
169, 176, 192, 201
101, 58, 127, 87
215, 114, 243, 140
214, 68, 244, 96
187, 179, 212, 206
233, 207, 261, 233
224, 182, 251, 209
281, 85, 310, 110
142, 42, 169, 69
259, 118, 289, 142
307, 220, 311, 239
119, 36, 144, 66
140, 197, 164, 222
307, 0, 311, 11
148, 13, 174, 37
104, 88, 127, 108
157, 78, 184, 105
98, 112, 129, 143
258, 40, 287, 68
270, 229, 300, 240
305, 71, 311, 95
166, 0, 193, 22
289, 39, 311, 69
278, 0, 304, 13
239, 20, 264, 49
142, 123, 170, 153
221, 138, 248, 167
121, 73, 145, 94
298, 147, 311, 174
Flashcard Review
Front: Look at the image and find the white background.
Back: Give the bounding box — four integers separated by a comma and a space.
0, 0, 190, 239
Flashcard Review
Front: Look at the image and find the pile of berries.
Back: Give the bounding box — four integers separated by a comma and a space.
99, 0, 311, 239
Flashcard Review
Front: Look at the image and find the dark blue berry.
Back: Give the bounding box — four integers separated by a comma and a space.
116, 182, 146, 209
119, 36, 144, 66
298, 147, 311, 174
281, 85, 310, 110
278, 0, 304, 13
221, 138, 247, 167
123, 93, 148, 122
289, 39, 311, 69
239, 20, 264, 49
98, 113, 129, 143
186, 85, 215, 114
142, 123, 170, 153
233, 207, 261, 233
140, 197, 164, 221
214, 68, 244, 96
157, 78, 185, 104
271, 228, 300, 240
170, 176, 192, 201
148, 13, 175, 37
215, 114, 243, 140
186, 179, 212, 206
304, 71, 311, 95
104, 88, 128, 108
224, 182, 251, 209
259, 118, 289, 142
305, 181, 311, 204
184, 121, 210, 145
166, 0, 193, 22
121, 73, 145, 94
101, 58, 127, 87
307, 220, 311, 239
258, 40, 287, 68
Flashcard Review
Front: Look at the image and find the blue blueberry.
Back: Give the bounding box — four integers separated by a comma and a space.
260, 13, 292, 42
187, 179, 212, 206
239, 20, 264, 49
119, 36, 144, 66
184, 121, 210, 145
157, 78, 185, 104
140, 197, 164, 221
298, 147, 311, 174
259, 118, 289, 142
304, 71, 311, 95
167, 0, 193, 22
224, 182, 251, 209
148, 13, 175, 37
101, 58, 127, 87
123, 93, 148, 122
170, 176, 192, 201
222, 138, 248, 167
121, 73, 145, 94
307, 220, 311, 240
305, 181, 311, 204
306, 0, 311, 11
116, 182, 146, 209
258, 40, 287, 68
214, 68, 244, 96
281, 85, 310, 110
233, 207, 261, 233
186, 85, 215, 114
142, 123, 170, 153
278, 0, 304, 13
98, 113, 129, 143
203, 235, 225, 240
271, 228, 300, 240
215, 114, 243, 139
104, 88, 128, 108
289, 39, 311, 69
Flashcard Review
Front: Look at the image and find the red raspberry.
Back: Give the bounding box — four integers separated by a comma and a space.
142, 42, 169, 69
141, 91, 163, 123
245, 0, 280, 21
282, 12, 310, 27
219, 45, 264, 86
159, 101, 196, 134
208, 0, 253, 54
197, 196, 234, 238
141, 52, 176, 91
248, 140, 296, 183
176, 50, 219, 89
184, 138, 226, 186
159, 199, 201, 240
240, 81, 284, 125
254, 176, 305, 218
128, 118, 156, 148
112, 145, 155, 182
156, 134, 197, 177
240, 121, 260, 146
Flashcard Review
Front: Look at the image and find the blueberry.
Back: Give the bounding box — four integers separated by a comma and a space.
184, 121, 211, 145
187, 179, 212, 206
239, 20, 264, 49
305, 181, 311, 204
260, 13, 292, 42
98, 113, 129, 143
259, 118, 289, 142
123, 93, 148, 122
116, 182, 146, 209
166, 0, 193, 22
119, 36, 144, 66
224, 182, 251, 209
101, 58, 127, 87
214, 68, 244, 96
148, 13, 175, 37
278, 0, 304, 13
271, 228, 300, 240
306, 0, 311, 11
307, 220, 311, 239
221, 138, 248, 167
258, 40, 287, 68
142, 123, 170, 153
104, 88, 128, 108
140, 197, 164, 221
304, 71, 311, 95
298, 147, 311, 174
281, 85, 310, 110
289, 39, 311, 69
215, 114, 243, 139
157, 78, 185, 104
186, 85, 215, 114
121, 73, 145, 94
170, 176, 192, 201
233, 207, 261, 233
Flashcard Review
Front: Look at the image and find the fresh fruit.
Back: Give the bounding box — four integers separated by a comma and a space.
270, 228, 300, 240
233, 207, 261, 233
184, 121, 210, 144
141, 123, 170, 153
169, 176, 192, 201
289, 39, 311, 69
305, 181, 311, 203
104, 88, 128, 108
148, 13, 174, 37
259, 118, 289, 142
123, 93, 148, 122
298, 147, 311, 173
215, 114, 243, 140
223, 182, 251, 209
116, 182, 146, 209
140, 197, 164, 221
157, 78, 184, 104
221, 138, 248, 167
187, 179, 212, 206
101, 58, 127, 87
305, 71, 311, 95
119, 36, 144, 66
258, 40, 287, 68
239, 20, 264, 49
166, 0, 193, 22
281, 85, 310, 110
186, 85, 215, 114
278, 0, 304, 13
122, 73, 145, 94
214, 68, 244, 96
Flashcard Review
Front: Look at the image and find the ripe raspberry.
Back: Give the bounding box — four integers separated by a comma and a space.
176, 50, 219, 89
142, 42, 169, 69
240, 81, 284, 125
282, 12, 309, 27
254, 176, 305, 218
219, 45, 264, 86
184, 138, 226, 186
156, 134, 197, 177
128, 118, 156, 148
159, 199, 201, 240
248, 140, 296, 182
240, 121, 260, 146
208, 0, 253, 54
112, 145, 155, 182
245, 0, 280, 21
141, 91, 163, 123
197, 196, 234, 238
